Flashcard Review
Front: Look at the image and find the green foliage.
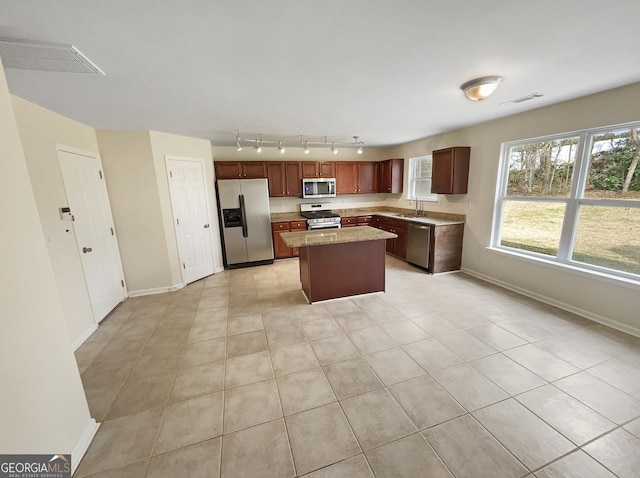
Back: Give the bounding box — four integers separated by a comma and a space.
589, 138, 639, 192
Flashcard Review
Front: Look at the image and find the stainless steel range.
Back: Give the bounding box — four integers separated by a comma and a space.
300, 203, 341, 230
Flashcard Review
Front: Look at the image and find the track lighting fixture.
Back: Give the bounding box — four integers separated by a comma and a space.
304, 141, 310, 154
331, 142, 338, 155
353, 136, 364, 155
234, 131, 362, 155
236, 130, 243, 151
278, 141, 285, 154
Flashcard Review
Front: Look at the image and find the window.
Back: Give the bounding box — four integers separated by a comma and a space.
493, 122, 640, 280
408, 155, 437, 201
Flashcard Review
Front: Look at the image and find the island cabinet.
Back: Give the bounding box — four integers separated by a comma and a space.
267, 161, 301, 197
336, 162, 378, 194
302, 161, 335, 178
431, 147, 470, 194
379, 158, 404, 193
341, 215, 372, 228
215, 161, 267, 179
430, 223, 464, 273
272, 220, 306, 258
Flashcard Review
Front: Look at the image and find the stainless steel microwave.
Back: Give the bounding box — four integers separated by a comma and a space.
302, 178, 336, 198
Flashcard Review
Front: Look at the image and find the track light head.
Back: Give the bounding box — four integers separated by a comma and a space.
357, 146, 363, 155
304, 141, 310, 154
278, 141, 285, 154
331, 142, 338, 155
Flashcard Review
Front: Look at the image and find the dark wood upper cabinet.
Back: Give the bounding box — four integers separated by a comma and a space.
431, 147, 470, 194
215, 161, 267, 180
302, 161, 336, 178
357, 162, 379, 194
379, 158, 404, 193
336, 162, 358, 194
267, 162, 286, 197
285, 162, 302, 197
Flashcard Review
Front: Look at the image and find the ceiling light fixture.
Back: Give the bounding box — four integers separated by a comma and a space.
304, 142, 310, 154
353, 136, 364, 154
255, 134, 262, 153
278, 141, 285, 154
331, 142, 338, 155
236, 130, 243, 151
460, 76, 502, 101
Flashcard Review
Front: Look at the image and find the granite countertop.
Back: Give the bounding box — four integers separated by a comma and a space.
371, 211, 465, 227
280, 226, 396, 248
270, 208, 465, 226
271, 212, 306, 222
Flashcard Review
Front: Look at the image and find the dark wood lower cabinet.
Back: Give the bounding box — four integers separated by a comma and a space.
272, 220, 306, 258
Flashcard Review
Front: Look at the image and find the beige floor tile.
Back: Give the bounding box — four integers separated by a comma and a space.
75, 339, 109, 371
170, 359, 225, 403
532, 335, 611, 370
625, 417, 640, 438
310, 334, 359, 365
301, 317, 343, 341
364, 347, 425, 386
504, 344, 579, 381
497, 318, 557, 342
74, 407, 163, 477
227, 312, 264, 335
466, 323, 527, 351
554, 372, 640, 424
341, 388, 417, 451
323, 299, 360, 316
294, 303, 331, 322
147, 438, 221, 478
220, 418, 295, 478
364, 305, 406, 326
587, 359, 640, 399
402, 338, 464, 373
300, 454, 373, 478
333, 310, 375, 333
223, 378, 282, 433
226, 330, 268, 358
424, 414, 528, 478
410, 314, 461, 336
473, 398, 575, 470
181, 337, 226, 368
79, 459, 149, 478
82, 379, 124, 422
271, 342, 319, 376
469, 353, 546, 395
265, 322, 306, 349
389, 375, 466, 430
431, 363, 509, 411
378, 319, 430, 345
286, 402, 361, 475
618, 349, 640, 369
569, 325, 638, 356
516, 384, 615, 446
347, 326, 396, 355
276, 367, 336, 416
154, 392, 224, 455
224, 350, 274, 388
436, 330, 497, 361
188, 315, 227, 342
323, 357, 383, 400
439, 307, 490, 329
583, 429, 640, 478
365, 433, 452, 478
105, 370, 175, 419
535, 450, 616, 478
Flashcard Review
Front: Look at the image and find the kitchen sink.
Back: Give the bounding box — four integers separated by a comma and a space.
394, 214, 421, 219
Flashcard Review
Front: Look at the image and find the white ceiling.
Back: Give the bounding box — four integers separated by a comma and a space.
2, 0, 640, 148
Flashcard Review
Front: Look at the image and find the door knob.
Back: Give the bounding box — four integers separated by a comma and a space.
204, 224, 210, 228
82, 247, 93, 253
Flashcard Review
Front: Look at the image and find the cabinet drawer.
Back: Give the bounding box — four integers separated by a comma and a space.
357, 216, 372, 224
290, 220, 307, 230
271, 222, 290, 231
341, 216, 357, 226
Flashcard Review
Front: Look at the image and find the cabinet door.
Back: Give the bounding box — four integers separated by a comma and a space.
341, 216, 357, 227
357, 162, 378, 193
357, 216, 372, 225
301, 161, 319, 178
285, 162, 302, 197
380, 224, 395, 253
394, 226, 408, 259
267, 162, 286, 197
289, 220, 306, 257
336, 162, 358, 194
214, 161, 242, 179
432, 147, 470, 194
272, 230, 291, 258
242, 162, 267, 178
379, 160, 391, 193
319, 162, 336, 177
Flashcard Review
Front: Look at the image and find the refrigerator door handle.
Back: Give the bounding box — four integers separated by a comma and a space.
239, 194, 248, 238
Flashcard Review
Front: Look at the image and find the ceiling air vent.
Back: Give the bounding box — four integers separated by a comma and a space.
0, 38, 105, 75
501, 93, 544, 105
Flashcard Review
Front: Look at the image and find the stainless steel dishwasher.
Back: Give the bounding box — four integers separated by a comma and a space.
406, 223, 432, 270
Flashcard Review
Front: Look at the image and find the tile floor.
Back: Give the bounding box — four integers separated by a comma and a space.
74, 256, 640, 477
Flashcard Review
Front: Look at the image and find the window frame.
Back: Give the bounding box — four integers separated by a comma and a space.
491, 121, 640, 282
407, 155, 438, 202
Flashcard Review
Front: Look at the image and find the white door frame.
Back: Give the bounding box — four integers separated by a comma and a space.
164, 155, 216, 284
56, 143, 127, 323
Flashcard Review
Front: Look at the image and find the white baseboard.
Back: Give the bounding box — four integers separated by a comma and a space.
72, 418, 100, 474
215, 266, 225, 273
127, 283, 184, 297
72, 324, 99, 351
462, 267, 640, 339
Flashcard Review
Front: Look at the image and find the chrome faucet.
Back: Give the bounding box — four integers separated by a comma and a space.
415, 199, 420, 217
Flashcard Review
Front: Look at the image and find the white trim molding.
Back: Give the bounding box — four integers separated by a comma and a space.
72, 419, 100, 475
127, 283, 185, 297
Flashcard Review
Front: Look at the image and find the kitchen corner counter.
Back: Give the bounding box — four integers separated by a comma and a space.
270, 212, 306, 222
280, 225, 396, 248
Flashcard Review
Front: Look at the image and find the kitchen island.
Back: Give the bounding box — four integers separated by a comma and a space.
280, 226, 397, 303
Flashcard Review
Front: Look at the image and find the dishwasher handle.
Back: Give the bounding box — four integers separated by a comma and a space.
409, 224, 431, 230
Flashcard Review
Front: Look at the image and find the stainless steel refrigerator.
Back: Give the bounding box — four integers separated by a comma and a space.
217, 178, 274, 267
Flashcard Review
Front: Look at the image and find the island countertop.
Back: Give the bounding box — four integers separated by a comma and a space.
280, 225, 397, 248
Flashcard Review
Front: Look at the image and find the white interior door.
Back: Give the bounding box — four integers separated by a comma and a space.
57, 146, 126, 323
166, 156, 215, 284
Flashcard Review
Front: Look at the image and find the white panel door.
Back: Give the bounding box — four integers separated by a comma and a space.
166, 157, 215, 284
57, 147, 126, 323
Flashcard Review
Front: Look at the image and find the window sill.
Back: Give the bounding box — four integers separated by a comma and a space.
485, 246, 640, 290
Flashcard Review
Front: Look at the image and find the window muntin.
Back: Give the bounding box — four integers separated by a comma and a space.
494, 122, 640, 280
408, 156, 437, 201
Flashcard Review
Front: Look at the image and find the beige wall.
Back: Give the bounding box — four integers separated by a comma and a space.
386, 82, 640, 334
97, 130, 174, 293
12, 96, 100, 347
0, 60, 95, 463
